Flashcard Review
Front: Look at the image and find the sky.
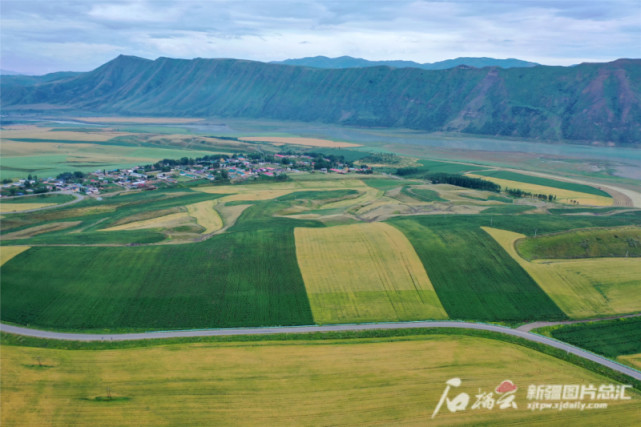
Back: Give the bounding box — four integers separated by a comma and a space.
1, 0, 640, 75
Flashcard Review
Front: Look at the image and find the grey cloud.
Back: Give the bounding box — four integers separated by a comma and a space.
1, 0, 639, 74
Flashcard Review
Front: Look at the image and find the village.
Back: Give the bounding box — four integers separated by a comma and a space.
0, 151, 373, 197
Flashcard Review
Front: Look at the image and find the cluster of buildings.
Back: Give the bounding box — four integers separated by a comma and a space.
1, 152, 372, 197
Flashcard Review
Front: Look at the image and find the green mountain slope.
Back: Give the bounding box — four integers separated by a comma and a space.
2, 55, 640, 145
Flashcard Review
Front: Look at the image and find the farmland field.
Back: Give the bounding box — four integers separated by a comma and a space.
295, 222, 447, 323
484, 227, 641, 318
0, 202, 56, 213
516, 226, 641, 259
0, 246, 30, 266
474, 170, 612, 197
186, 200, 223, 233
2, 333, 640, 426
466, 173, 613, 206
390, 217, 566, 321
538, 317, 641, 358
0, 204, 317, 330
239, 136, 361, 147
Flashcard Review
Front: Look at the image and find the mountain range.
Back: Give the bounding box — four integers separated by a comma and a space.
2, 55, 639, 145
272, 56, 539, 70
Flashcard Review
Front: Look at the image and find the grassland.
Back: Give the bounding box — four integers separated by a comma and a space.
0, 246, 30, 266
295, 222, 447, 323
474, 170, 612, 197
538, 317, 641, 359
484, 227, 641, 318
390, 218, 566, 321
516, 226, 641, 259
3, 334, 640, 426
239, 136, 361, 147
467, 173, 613, 206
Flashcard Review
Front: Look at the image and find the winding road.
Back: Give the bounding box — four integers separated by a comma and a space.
1, 191, 85, 214
2, 321, 640, 381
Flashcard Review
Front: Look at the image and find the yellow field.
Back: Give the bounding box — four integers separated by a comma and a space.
0, 202, 55, 213
618, 353, 641, 370
102, 213, 193, 231
1, 126, 130, 142
295, 222, 447, 323
483, 227, 641, 318
2, 221, 81, 239
239, 136, 361, 148
2, 335, 640, 426
101, 201, 222, 234
0, 246, 30, 266
73, 117, 203, 124
466, 173, 613, 206
186, 201, 223, 234
196, 179, 374, 205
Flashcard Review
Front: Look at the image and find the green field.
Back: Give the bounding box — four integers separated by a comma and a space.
486, 227, 641, 319
516, 226, 641, 259
390, 217, 567, 321
540, 317, 641, 358
0, 140, 220, 180
3, 332, 641, 426
401, 186, 445, 202
0, 193, 75, 204
482, 204, 536, 214
474, 170, 611, 197
0, 201, 317, 330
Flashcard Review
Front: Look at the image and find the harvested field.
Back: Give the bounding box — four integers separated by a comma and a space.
295, 222, 447, 323
239, 136, 361, 148
0, 246, 30, 266
484, 227, 641, 319
3, 335, 640, 426
0, 203, 55, 213
2, 221, 81, 239
186, 201, 223, 234
467, 173, 613, 206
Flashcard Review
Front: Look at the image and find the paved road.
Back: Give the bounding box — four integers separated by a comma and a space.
2, 321, 640, 381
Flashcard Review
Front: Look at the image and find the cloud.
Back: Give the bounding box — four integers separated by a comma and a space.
1, 0, 639, 74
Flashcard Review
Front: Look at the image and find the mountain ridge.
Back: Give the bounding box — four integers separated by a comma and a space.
2, 55, 640, 145
271, 55, 540, 70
